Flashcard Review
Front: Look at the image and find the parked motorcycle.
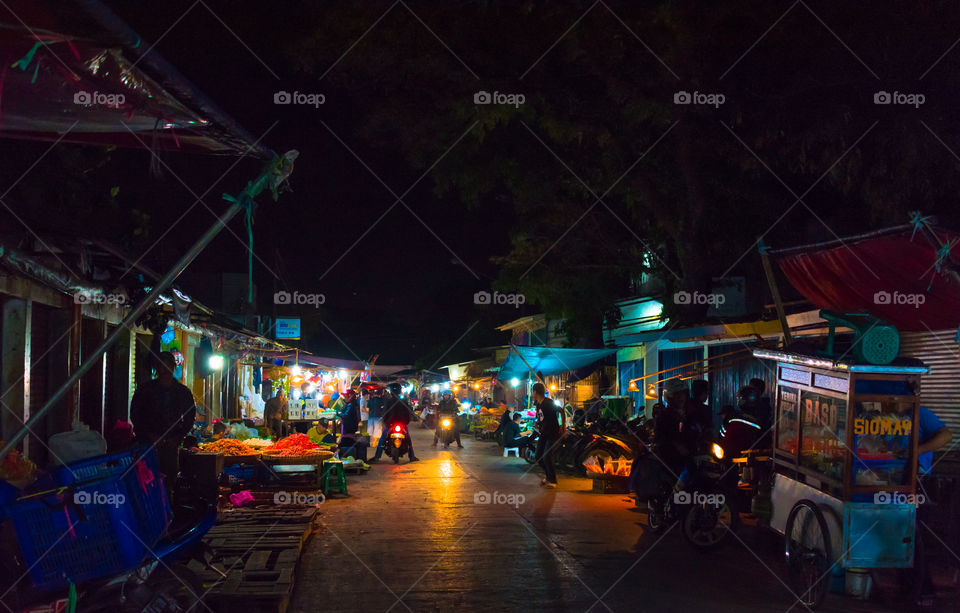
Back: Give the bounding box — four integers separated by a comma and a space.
520, 428, 539, 464
577, 416, 648, 477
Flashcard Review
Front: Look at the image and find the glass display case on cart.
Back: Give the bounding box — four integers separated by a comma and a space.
754, 348, 927, 608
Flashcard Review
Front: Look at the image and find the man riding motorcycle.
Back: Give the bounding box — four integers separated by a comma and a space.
432, 390, 463, 448
370, 387, 420, 462
630, 378, 691, 503
718, 385, 771, 456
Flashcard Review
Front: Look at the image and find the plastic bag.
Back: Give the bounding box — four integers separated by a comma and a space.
48, 423, 106, 466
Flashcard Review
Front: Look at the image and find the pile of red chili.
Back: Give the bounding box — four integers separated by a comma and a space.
264, 433, 321, 456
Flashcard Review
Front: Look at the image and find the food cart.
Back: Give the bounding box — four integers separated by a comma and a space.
755, 348, 927, 608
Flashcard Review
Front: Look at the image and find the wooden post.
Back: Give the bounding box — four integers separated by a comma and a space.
1, 299, 29, 452
760, 241, 793, 347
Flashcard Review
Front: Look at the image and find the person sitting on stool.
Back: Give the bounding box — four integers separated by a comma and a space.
502, 412, 530, 453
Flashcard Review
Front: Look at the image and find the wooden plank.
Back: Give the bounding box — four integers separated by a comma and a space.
245, 550, 271, 571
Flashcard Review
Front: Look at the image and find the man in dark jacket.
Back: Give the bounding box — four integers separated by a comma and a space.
433, 390, 463, 448
339, 390, 361, 439
494, 402, 511, 442
264, 388, 288, 440
502, 412, 529, 450
533, 382, 562, 487
371, 390, 419, 461
131, 352, 196, 486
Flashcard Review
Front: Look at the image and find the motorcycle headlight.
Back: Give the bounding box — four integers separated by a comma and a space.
442, 418, 451, 428
711, 443, 724, 460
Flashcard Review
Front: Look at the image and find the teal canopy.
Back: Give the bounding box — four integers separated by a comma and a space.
497, 346, 617, 381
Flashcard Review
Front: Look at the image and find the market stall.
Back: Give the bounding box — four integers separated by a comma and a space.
757, 348, 927, 607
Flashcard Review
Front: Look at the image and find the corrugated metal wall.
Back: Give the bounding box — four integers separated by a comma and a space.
618, 358, 644, 408
707, 343, 777, 410
900, 329, 960, 433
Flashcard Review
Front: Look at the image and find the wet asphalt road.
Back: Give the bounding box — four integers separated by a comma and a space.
288, 427, 908, 613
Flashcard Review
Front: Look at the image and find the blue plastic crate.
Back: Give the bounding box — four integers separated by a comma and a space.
6, 448, 171, 590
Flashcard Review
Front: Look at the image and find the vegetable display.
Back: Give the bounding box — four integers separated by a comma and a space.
0, 443, 38, 484
201, 439, 256, 456
264, 433, 321, 456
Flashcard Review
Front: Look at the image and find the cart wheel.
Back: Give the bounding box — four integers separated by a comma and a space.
522, 446, 537, 464
784, 499, 832, 609
391, 445, 400, 464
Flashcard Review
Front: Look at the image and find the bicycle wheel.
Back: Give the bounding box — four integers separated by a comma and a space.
784, 499, 832, 609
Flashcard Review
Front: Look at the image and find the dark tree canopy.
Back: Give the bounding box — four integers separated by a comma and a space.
290, 1, 960, 343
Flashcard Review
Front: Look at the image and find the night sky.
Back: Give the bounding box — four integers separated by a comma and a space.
4, 1, 960, 365
98, 1, 522, 364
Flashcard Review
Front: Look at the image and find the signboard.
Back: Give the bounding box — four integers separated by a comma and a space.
275, 318, 301, 339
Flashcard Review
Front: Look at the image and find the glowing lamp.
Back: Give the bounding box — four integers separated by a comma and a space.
338, 369, 347, 379
549, 384, 557, 392
208, 354, 224, 370
628, 381, 639, 392
473, 383, 480, 390
430, 384, 440, 393
442, 418, 452, 428
394, 425, 402, 432
453, 385, 459, 392
645, 383, 658, 399
291, 365, 302, 377
510, 378, 520, 388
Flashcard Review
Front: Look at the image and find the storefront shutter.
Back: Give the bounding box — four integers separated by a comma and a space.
899, 329, 960, 433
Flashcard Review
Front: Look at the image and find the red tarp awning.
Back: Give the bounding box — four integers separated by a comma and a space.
771, 226, 960, 331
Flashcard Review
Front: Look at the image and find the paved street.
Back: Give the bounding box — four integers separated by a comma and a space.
289, 427, 902, 613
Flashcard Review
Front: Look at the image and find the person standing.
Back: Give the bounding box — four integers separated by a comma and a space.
130, 352, 197, 487
494, 402, 511, 444
532, 382, 562, 488
264, 388, 288, 441
898, 403, 952, 607
367, 388, 386, 449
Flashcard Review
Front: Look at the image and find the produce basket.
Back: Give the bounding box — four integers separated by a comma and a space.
260, 450, 333, 464
222, 453, 261, 466
5, 448, 170, 590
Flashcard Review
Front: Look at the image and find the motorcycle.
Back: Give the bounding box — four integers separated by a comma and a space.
419, 402, 437, 429
438, 414, 457, 447
520, 428, 539, 464
577, 416, 648, 477
677, 441, 740, 550
386, 421, 413, 463
678, 417, 772, 551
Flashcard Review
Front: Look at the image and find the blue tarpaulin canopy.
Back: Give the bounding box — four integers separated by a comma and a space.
497, 346, 617, 381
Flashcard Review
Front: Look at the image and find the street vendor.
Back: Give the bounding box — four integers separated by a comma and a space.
264, 388, 288, 440
339, 390, 361, 437
895, 402, 952, 607
130, 352, 197, 488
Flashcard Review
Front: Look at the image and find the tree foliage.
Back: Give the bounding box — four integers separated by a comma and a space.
292, 2, 960, 340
